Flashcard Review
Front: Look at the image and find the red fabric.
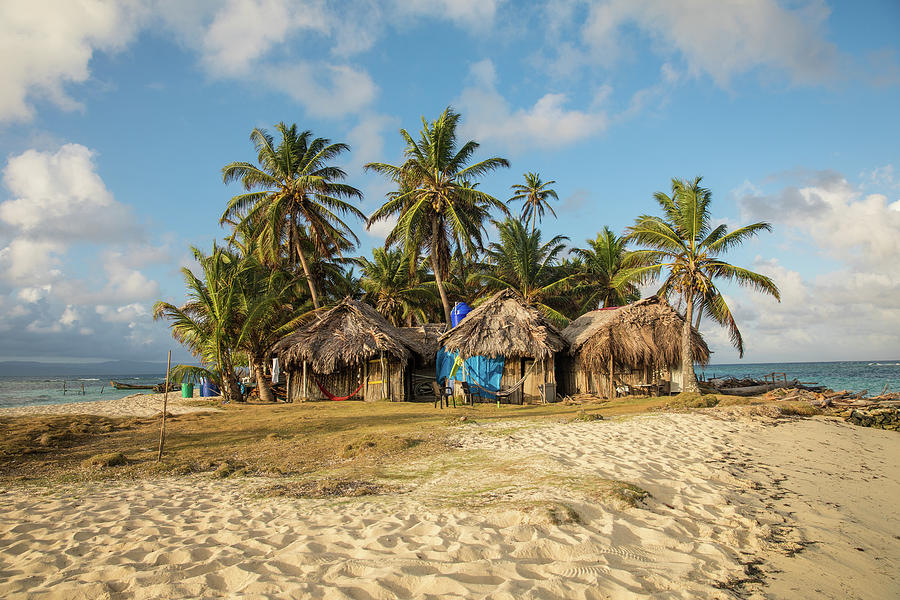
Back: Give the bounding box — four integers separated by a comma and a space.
315, 379, 364, 401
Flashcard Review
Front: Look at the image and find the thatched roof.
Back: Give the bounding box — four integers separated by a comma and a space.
562, 296, 710, 371
274, 298, 422, 373
399, 323, 445, 364
439, 290, 567, 359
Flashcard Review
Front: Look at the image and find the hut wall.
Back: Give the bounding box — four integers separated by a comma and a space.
288, 364, 366, 401
363, 357, 407, 402
522, 356, 556, 404
567, 355, 676, 397
498, 359, 523, 405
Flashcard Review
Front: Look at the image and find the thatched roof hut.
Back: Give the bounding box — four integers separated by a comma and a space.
399, 323, 445, 365
559, 296, 709, 397
275, 297, 421, 373
439, 290, 567, 359
563, 295, 709, 371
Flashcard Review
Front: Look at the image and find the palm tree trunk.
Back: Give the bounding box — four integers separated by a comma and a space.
681, 293, 699, 393
253, 356, 275, 402
296, 245, 321, 309
431, 252, 451, 325
430, 220, 452, 324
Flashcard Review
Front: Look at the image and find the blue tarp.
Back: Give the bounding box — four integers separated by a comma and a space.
436, 348, 505, 399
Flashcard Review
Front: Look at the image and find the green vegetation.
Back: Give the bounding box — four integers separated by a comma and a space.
150, 109, 779, 408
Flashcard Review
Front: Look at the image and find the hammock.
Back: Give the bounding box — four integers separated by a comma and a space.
315, 379, 364, 401
462, 359, 539, 398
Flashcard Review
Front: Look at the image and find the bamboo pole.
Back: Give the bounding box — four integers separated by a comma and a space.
157, 350, 172, 463
302, 361, 308, 401
380, 351, 387, 401
608, 352, 615, 400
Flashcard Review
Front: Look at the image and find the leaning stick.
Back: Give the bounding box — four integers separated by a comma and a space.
157, 351, 172, 463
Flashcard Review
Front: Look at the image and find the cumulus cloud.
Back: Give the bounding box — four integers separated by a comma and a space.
394, 0, 502, 28
0, 144, 140, 243
708, 169, 900, 362
0, 143, 173, 360
260, 62, 378, 119
581, 0, 839, 86
740, 170, 900, 267
0, 0, 143, 122
457, 60, 609, 151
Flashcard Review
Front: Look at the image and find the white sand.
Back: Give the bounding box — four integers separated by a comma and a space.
0, 390, 220, 418
0, 413, 897, 599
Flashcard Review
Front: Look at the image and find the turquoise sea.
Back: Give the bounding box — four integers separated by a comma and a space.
0, 374, 166, 410
699, 361, 899, 395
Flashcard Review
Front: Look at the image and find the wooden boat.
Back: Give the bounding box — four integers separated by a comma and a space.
110, 380, 157, 390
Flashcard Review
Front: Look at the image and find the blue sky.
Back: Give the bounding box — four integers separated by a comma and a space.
0, 0, 898, 365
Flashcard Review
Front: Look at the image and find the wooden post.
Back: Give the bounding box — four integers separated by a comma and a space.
286, 371, 292, 403
81, 382, 85, 395
608, 352, 615, 400
63, 380, 66, 395
157, 350, 172, 463
380, 351, 387, 401
302, 361, 308, 402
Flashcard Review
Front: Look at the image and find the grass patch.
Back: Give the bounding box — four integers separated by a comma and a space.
668, 393, 721, 408
569, 409, 604, 422
778, 402, 821, 417
254, 478, 396, 499
0, 396, 670, 486
82, 452, 128, 468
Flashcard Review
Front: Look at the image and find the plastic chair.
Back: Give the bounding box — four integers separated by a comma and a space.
431, 381, 454, 409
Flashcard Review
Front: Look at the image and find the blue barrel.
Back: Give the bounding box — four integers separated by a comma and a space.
450, 302, 472, 327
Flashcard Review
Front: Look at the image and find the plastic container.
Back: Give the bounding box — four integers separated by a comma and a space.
181, 382, 194, 398
450, 302, 472, 327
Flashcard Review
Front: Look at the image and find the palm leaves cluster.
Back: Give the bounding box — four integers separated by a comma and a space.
155, 107, 778, 400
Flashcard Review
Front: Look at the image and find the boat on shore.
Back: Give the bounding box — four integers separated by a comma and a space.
110, 380, 177, 393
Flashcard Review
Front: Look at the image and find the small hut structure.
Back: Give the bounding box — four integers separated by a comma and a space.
560, 296, 710, 397
274, 298, 424, 402
399, 323, 445, 401
438, 290, 567, 404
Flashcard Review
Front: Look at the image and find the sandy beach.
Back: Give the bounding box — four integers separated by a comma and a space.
0, 391, 220, 419
0, 412, 896, 599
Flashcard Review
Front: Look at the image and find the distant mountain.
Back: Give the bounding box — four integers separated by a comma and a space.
0, 360, 170, 377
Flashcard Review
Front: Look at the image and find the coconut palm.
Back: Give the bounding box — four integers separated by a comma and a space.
153, 245, 245, 403
572, 227, 641, 311
356, 247, 435, 326
508, 172, 559, 233
481, 218, 573, 325
617, 176, 780, 393
235, 259, 310, 402
221, 122, 365, 309
365, 107, 510, 324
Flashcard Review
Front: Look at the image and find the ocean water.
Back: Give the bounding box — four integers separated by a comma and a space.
699, 361, 900, 395
0, 375, 167, 409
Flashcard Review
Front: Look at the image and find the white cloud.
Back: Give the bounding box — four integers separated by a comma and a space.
346, 112, 400, 173
0, 144, 139, 242
457, 60, 608, 151
0, 0, 143, 122
740, 171, 900, 267
581, 0, 839, 87
260, 62, 378, 118
0, 239, 63, 284
708, 169, 900, 362
198, 0, 329, 76
394, 0, 502, 28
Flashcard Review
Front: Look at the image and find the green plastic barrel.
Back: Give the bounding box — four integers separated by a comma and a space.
181, 382, 194, 398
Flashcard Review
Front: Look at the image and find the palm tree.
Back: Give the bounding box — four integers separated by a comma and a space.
221, 122, 365, 309
365, 107, 510, 324
572, 226, 641, 311
481, 218, 573, 325
235, 258, 310, 403
508, 172, 559, 233
153, 245, 245, 403
356, 247, 435, 326
617, 176, 780, 393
